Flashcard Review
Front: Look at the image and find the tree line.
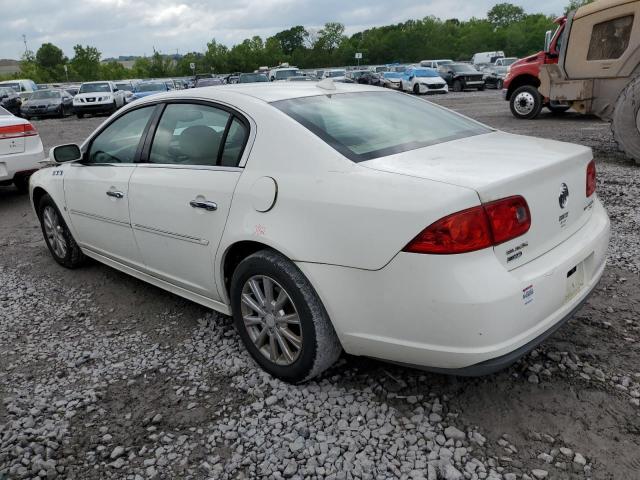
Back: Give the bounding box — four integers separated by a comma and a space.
3, 1, 593, 84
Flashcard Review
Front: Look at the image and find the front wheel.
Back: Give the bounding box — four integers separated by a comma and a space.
413, 84, 421, 95
38, 194, 85, 268
509, 85, 543, 120
452, 80, 463, 92
230, 250, 342, 383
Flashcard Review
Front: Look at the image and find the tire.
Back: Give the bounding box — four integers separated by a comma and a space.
111, 101, 117, 113
230, 249, 342, 383
612, 76, 640, 164
57, 105, 64, 118
76, 113, 84, 119
399, 81, 404, 92
478, 84, 485, 91
13, 176, 29, 193
413, 83, 420, 95
497, 79, 504, 90
453, 80, 463, 92
37, 194, 85, 269
509, 85, 543, 120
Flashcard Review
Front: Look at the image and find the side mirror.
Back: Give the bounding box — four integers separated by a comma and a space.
51, 144, 82, 163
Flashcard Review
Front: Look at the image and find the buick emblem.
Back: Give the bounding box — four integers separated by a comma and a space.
559, 183, 569, 209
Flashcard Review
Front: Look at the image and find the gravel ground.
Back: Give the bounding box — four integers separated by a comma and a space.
1, 91, 639, 480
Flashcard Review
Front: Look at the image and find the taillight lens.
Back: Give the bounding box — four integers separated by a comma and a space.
0, 123, 38, 140
586, 160, 596, 197
484, 196, 531, 245
403, 196, 531, 255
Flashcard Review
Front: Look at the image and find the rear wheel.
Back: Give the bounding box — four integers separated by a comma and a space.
612, 76, 640, 164
37, 194, 85, 268
230, 250, 342, 383
509, 85, 543, 120
453, 80, 463, 92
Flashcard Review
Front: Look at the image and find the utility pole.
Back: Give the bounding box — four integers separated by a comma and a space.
22, 34, 29, 56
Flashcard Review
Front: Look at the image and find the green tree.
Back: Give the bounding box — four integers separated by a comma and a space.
100, 61, 128, 80
316, 22, 346, 53
35, 43, 67, 81
488, 3, 526, 28
273, 26, 308, 55
70, 45, 101, 81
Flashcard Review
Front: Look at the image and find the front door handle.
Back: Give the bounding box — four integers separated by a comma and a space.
106, 190, 124, 199
190, 200, 217, 211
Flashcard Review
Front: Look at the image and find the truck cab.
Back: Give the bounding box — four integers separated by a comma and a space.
502, 16, 567, 119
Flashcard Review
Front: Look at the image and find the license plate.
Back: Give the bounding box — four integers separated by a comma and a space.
564, 261, 585, 303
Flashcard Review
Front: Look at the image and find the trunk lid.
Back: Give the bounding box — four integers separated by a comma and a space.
361, 131, 595, 270
0, 116, 27, 155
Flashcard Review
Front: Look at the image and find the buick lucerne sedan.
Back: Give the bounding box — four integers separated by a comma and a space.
29, 82, 610, 383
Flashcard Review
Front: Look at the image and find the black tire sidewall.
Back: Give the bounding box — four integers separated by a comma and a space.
38, 194, 81, 268
230, 251, 321, 383
510, 85, 543, 120
453, 80, 462, 92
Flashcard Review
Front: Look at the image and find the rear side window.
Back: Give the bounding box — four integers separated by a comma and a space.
148, 103, 248, 167
587, 15, 634, 60
273, 92, 490, 162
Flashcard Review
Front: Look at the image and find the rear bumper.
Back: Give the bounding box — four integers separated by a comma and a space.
0, 151, 44, 183
297, 198, 610, 373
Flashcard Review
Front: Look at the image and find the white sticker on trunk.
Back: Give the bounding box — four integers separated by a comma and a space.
522, 285, 534, 305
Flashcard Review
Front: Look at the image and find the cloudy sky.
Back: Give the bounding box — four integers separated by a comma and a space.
1, 0, 566, 59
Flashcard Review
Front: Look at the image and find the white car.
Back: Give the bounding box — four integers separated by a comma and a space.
73, 81, 126, 118
0, 106, 44, 192
400, 67, 448, 95
29, 82, 610, 383
269, 67, 301, 82
322, 69, 347, 82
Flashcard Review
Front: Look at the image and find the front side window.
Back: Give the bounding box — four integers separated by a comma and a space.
587, 15, 634, 60
149, 103, 247, 167
87, 106, 155, 164
273, 92, 490, 162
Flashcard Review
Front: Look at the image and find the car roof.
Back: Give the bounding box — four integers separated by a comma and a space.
134, 82, 383, 104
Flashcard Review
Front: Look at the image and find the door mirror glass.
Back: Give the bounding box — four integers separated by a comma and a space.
544, 30, 553, 52
51, 144, 82, 163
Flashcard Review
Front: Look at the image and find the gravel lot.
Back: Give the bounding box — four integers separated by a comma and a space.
1, 90, 639, 480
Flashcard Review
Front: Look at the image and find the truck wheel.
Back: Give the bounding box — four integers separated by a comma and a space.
453, 80, 463, 92
612, 76, 640, 164
510, 85, 543, 120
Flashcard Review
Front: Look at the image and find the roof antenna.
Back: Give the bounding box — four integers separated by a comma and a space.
316, 78, 336, 91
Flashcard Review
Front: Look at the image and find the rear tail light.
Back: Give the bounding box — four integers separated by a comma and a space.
403, 196, 531, 255
586, 160, 596, 197
0, 123, 38, 140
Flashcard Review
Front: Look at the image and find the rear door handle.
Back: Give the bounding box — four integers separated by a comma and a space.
190, 200, 217, 211
106, 190, 124, 199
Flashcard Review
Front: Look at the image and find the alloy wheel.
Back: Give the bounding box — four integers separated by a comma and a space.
240, 275, 303, 365
42, 206, 67, 258
514, 91, 536, 116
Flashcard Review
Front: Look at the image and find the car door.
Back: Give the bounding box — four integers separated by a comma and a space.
63, 105, 157, 267
128, 101, 250, 300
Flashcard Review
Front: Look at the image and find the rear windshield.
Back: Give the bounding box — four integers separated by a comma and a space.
275, 69, 300, 80
137, 82, 166, 92
80, 82, 110, 93
273, 91, 490, 162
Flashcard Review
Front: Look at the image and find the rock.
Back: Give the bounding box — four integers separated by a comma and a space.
528, 374, 540, 384
110, 446, 125, 459
444, 426, 466, 441
283, 459, 297, 477
573, 453, 587, 465
531, 469, 548, 479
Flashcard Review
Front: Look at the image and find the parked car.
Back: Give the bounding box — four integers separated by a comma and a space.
420, 59, 454, 69
73, 81, 126, 118
494, 57, 518, 67
20, 89, 74, 119
65, 85, 80, 97
370, 65, 390, 73
322, 69, 347, 81
0, 87, 22, 115
128, 81, 170, 102
238, 73, 269, 83
348, 70, 382, 86
30, 82, 609, 383
381, 71, 403, 89
194, 77, 224, 88
286, 76, 317, 82
0, 79, 38, 95
483, 65, 509, 90
438, 63, 485, 91
269, 66, 301, 81
0, 106, 44, 192
400, 67, 448, 95
471, 51, 505, 66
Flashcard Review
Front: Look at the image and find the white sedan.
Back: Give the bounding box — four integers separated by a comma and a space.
29, 82, 610, 383
0, 106, 44, 192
